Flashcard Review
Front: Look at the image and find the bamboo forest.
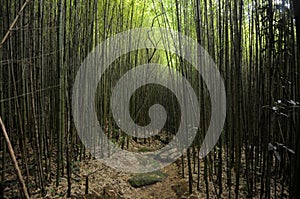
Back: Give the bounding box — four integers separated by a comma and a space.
0, 0, 300, 198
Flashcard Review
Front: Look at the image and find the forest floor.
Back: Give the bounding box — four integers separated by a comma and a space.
32, 139, 248, 199
2, 138, 289, 199
42, 158, 197, 199
39, 138, 204, 199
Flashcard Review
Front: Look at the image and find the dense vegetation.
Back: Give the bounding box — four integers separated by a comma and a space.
0, 0, 299, 198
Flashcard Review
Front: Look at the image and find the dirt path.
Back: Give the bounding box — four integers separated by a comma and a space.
40, 157, 202, 199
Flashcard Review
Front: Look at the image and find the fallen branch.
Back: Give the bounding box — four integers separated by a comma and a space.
0, 116, 30, 199
0, 0, 30, 49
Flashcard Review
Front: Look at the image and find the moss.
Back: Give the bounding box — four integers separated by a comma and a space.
128, 171, 168, 188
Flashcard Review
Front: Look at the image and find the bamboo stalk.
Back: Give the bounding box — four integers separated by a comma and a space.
0, 116, 30, 199
0, 0, 29, 49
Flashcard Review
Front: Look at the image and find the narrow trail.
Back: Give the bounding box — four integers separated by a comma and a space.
41, 157, 201, 199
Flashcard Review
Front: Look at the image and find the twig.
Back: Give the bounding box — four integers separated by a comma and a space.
0, 116, 30, 199
90, 188, 101, 197
0, 0, 30, 49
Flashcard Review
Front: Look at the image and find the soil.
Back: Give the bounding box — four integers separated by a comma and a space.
38, 158, 199, 199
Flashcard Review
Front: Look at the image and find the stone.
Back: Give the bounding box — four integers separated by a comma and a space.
128, 171, 168, 188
